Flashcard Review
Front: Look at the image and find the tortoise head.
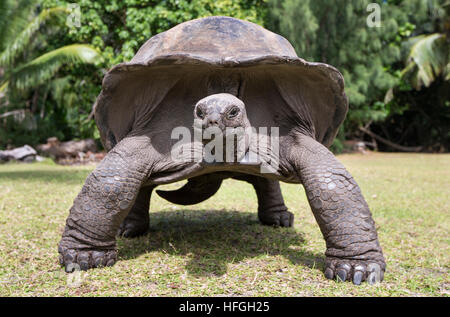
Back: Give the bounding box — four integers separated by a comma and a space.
194, 93, 249, 131
193, 92, 251, 163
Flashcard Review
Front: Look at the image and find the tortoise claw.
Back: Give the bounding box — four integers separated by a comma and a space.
59, 248, 117, 272
324, 258, 385, 285
353, 271, 363, 285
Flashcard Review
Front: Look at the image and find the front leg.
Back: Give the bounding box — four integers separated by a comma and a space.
58, 136, 153, 272
289, 135, 385, 285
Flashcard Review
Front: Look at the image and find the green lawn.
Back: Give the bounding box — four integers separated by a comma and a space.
0, 153, 448, 296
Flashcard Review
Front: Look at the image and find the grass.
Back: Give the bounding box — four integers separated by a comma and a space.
0, 153, 448, 297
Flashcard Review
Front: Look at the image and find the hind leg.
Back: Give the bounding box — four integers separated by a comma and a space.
117, 186, 154, 238
253, 177, 294, 227
235, 175, 293, 227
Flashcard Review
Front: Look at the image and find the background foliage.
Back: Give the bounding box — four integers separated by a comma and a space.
0, 0, 448, 152
268, 0, 449, 152
0, 0, 102, 146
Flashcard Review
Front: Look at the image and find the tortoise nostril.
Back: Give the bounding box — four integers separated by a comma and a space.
208, 118, 218, 125
205, 113, 221, 127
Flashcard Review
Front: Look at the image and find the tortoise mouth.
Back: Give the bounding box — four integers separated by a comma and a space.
192, 123, 251, 164
201, 145, 251, 165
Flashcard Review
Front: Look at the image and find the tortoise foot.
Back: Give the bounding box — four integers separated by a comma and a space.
58, 245, 117, 272
258, 210, 294, 227
324, 256, 385, 285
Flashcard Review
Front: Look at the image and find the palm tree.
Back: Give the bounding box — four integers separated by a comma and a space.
378, 1, 450, 152
0, 0, 101, 94
401, 33, 449, 89
400, 1, 449, 90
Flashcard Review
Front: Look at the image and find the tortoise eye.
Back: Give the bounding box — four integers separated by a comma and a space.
196, 108, 204, 119
228, 107, 240, 119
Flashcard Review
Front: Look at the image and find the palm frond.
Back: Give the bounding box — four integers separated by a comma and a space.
0, 0, 39, 49
2, 45, 101, 92
0, 0, 13, 33
0, 82, 8, 93
0, 6, 70, 67
401, 33, 449, 89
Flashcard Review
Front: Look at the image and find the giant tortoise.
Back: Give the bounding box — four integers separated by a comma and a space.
58, 16, 385, 285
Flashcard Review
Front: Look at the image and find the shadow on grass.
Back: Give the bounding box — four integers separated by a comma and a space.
117, 209, 324, 277
0, 169, 90, 184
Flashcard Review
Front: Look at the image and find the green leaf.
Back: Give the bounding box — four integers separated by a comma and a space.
401, 33, 449, 90
3, 45, 101, 92
0, 6, 71, 67
0, 0, 39, 50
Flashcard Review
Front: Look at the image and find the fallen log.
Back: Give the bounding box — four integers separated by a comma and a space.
38, 137, 98, 159
0, 145, 37, 162
359, 127, 423, 152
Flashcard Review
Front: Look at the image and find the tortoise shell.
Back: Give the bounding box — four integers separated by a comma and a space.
93, 16, 348, 151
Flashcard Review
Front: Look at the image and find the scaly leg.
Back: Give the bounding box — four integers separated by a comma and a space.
58, 136, 154, 271
288, 135, 385, 284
